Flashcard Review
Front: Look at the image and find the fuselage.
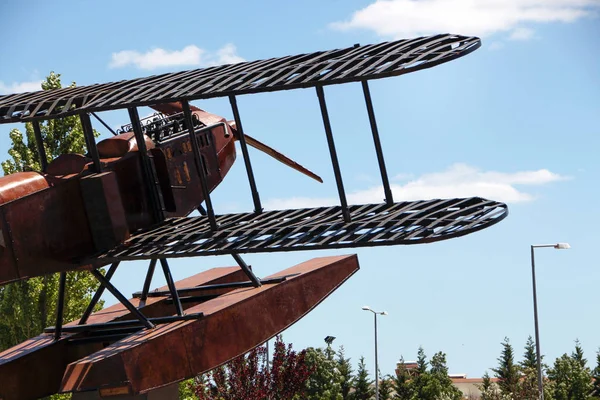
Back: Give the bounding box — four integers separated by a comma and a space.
0, 105, 236, 285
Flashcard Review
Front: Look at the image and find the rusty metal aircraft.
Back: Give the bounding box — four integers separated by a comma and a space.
0, 33, 508, 399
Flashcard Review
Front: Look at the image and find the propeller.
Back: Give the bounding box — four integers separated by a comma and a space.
147, 102, 322, 183
227, 121, 323, 183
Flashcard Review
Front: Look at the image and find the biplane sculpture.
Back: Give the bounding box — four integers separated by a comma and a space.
0, 33, 508, 399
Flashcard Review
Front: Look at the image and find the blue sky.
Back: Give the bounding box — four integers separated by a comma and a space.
1, 0, 599, 380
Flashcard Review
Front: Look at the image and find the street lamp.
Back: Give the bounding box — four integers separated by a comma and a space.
362, 306, 387, 400
530, 243, 570, 400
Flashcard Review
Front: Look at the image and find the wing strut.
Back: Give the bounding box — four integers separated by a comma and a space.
54, 272, 67, 341
229, 95, 263, 214
79, 262, 120, 325
362, 80, 394, 205
138, 259, 157, 307
316, 86, 350, 222
232, 253, 262, 288
182, 100, 218, 230
159, 259, 183, 316
91, 269, 155, 329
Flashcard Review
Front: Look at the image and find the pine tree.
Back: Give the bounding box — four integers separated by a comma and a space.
430, 351, 463, 400
417, 346, 428, 375
392, 356, 413, 400
572, 339, 587, 368
592, 349, 600, 397
411, 347, 432, 400
479, 371, 501, 400
353, 356, 375, 400
491, 337, 520, 396
522, 335, 537, 370
378, 373, 393, 400
337, 346, 355, 400
520, 336, 540, 400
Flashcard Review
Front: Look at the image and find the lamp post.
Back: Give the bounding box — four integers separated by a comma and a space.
530, 243, 570, 400
362, 306, 387, 400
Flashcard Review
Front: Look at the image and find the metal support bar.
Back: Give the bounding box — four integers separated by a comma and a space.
54, 272, 67, 340
91, 269, 155, 329
132, 275, 297, 298
362, 81, 393, 205
181, 100, 218, 230
128, 107, 164, 223
229, 95, 263, 214
67, 333, 132, 346
91, 112, 117, 136
79, 263, 120, 325
159, 259, 183, 316
197, 204, 207, 216
139, 259, 157, 306
47, 312, 204, 334
32, 121, 48, 172
316, 86, 350, 222
232, 253, 262, 287
80, 113, 102, 172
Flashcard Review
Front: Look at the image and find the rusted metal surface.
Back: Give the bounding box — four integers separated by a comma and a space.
0, 266, 247, 400
61, 255, 359, 395
0, 108, 238, 285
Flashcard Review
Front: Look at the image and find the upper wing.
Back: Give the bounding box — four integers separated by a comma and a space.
0, 34, 480, 124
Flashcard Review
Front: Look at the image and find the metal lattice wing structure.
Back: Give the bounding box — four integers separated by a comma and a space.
0, 34, 480, 124
94, 198, 507, 263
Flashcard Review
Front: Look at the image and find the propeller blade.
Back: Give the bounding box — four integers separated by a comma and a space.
242, 133, 323, 183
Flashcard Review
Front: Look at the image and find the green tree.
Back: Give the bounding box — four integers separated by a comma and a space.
392, 357, 413, 400
520, 336, 541, 400
479, 371, 502, 400
337, 346, 355, 400
546, 352, 593, 400
1, 72, 96, 175
378, 373, 393, 400
592, 349, 600, 397
572, 339, 587, 368
0, 73, 103, 352
303, 346, 343, 400
521, 335, 537, 370
352, 356, 374, 400
427, 351, 463, 400
411, 347, 431, 400
492, 337, 520, 397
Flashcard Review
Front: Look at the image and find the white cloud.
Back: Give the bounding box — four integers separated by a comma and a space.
330, 0, 600, 40
264, 163, 568, 210
0, 80, 43, 94
215, 43, 245, 65
109, 44, 245, 70
509, 27, 536, 40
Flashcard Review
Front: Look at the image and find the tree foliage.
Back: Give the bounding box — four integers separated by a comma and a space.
492, 337, 521, 396
546, 343, 593, 400
193, 336, 311, 400
352, 356, 374, 400
303, 346, 343, 400
337, 346, 354, 400
592, 350, 600, 398
392, 356, 413, 400
378, 374, 393, 400
1, 72, 98, 175
392, 349, 462, 400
